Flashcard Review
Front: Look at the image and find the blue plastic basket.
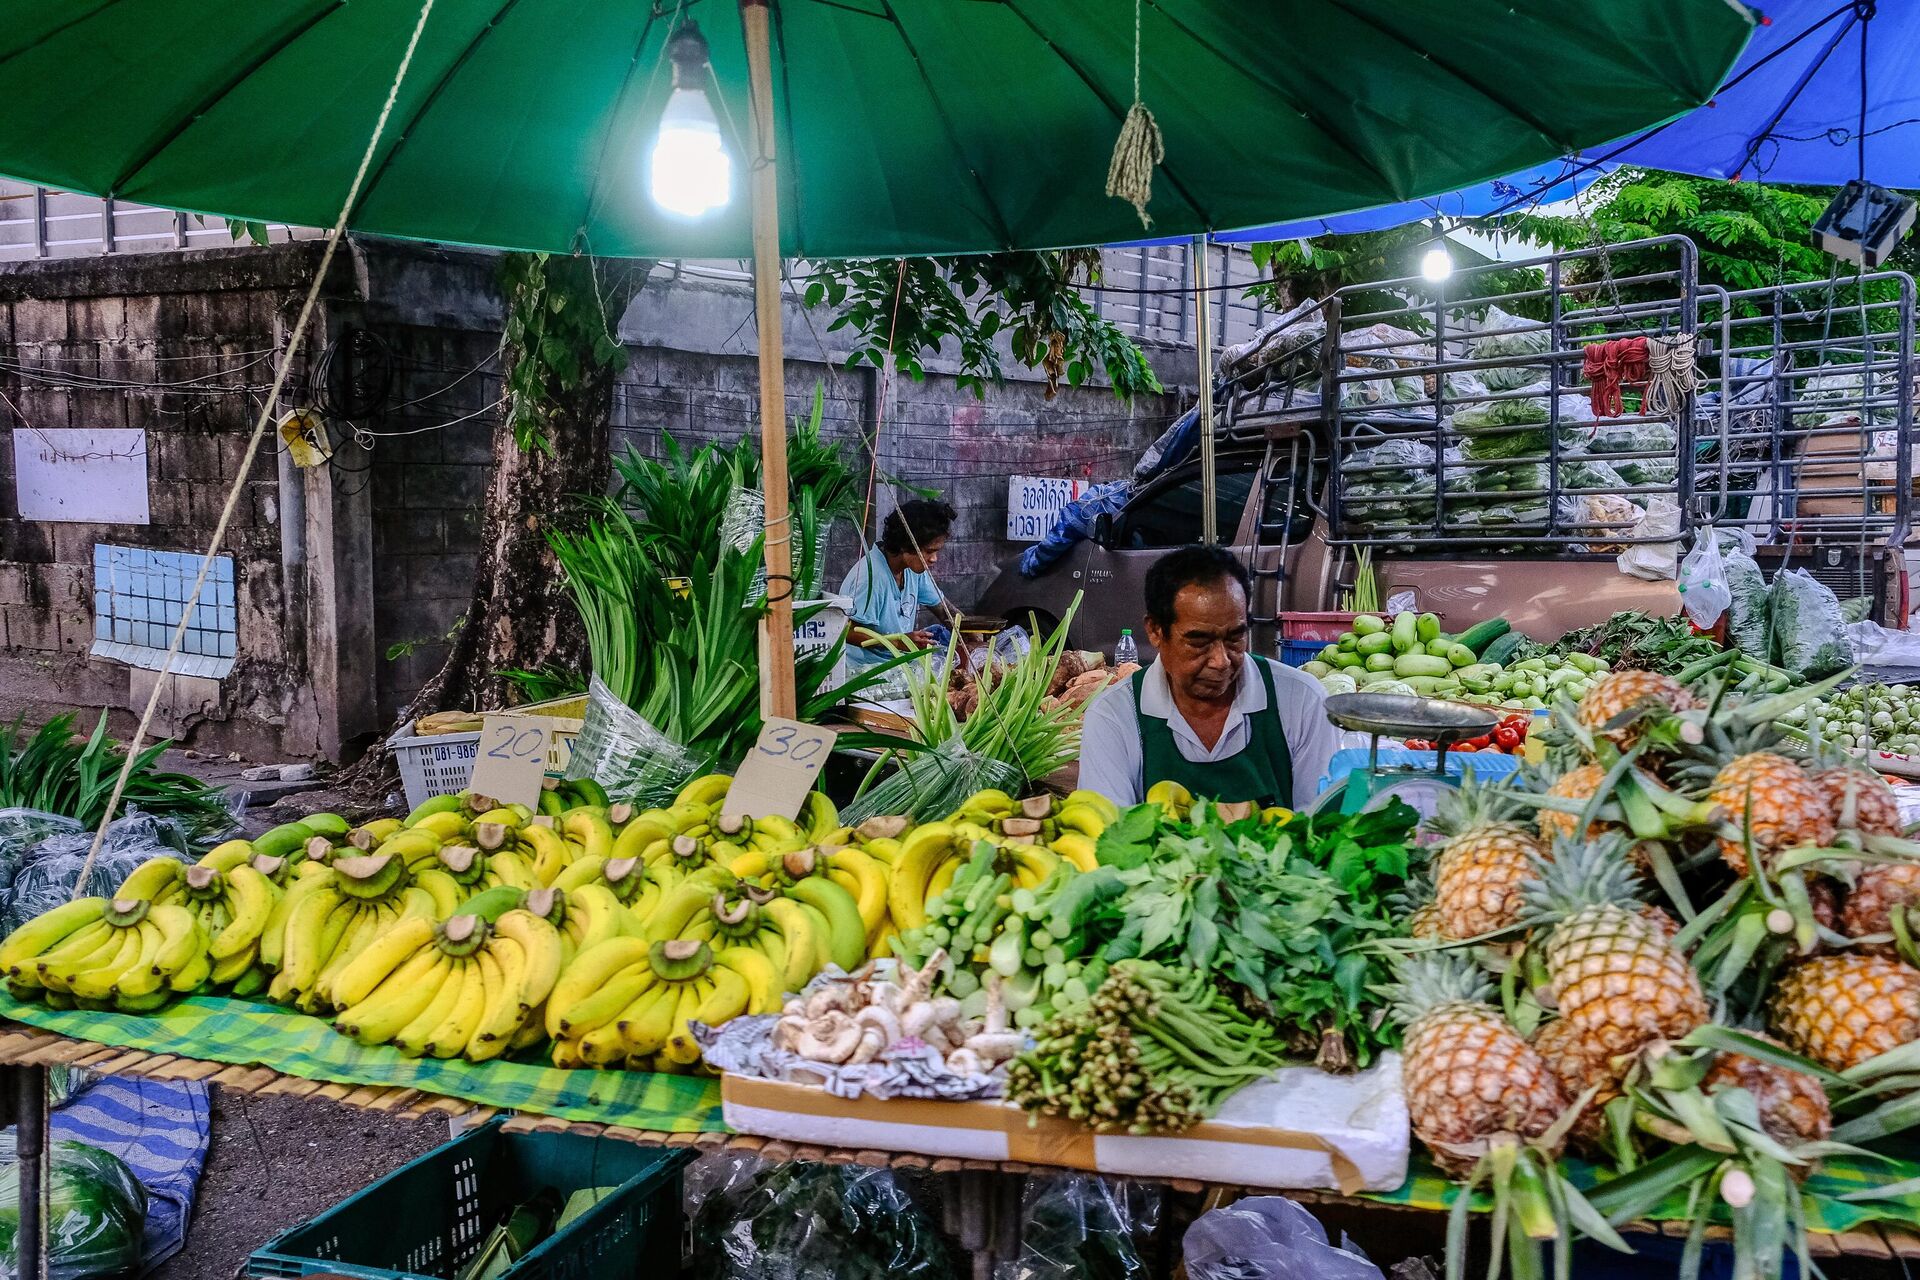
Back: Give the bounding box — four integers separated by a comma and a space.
1279, 639, 1324, 668
246, 1118, 692, 1280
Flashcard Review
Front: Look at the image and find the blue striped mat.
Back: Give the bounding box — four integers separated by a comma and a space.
52, 1075, 210, 1271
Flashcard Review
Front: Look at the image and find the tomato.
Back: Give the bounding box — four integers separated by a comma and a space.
1404, 738, 1430, 751
1493, 725, 1522, 749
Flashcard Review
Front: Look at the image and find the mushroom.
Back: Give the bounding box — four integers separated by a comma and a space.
772, 1014, 808, 1053
847, 1025, 888, 1065
793, 1010, 862, 1063
852, 1004, 903, 1044
944, 1047, 986, 1077
805, 984, 859, 1019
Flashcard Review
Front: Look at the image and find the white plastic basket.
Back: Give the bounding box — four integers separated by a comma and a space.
388, 723, 482, 812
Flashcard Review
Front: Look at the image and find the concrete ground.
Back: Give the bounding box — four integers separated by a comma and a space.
149, 1091, 448, 1280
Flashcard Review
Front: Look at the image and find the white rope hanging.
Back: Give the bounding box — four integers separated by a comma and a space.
69, 0, 443, 899
1643, 332, 1700, 423
1104, 0, 1163, 229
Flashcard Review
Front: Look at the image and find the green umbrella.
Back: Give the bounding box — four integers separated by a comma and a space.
0, 0, 1752, 721
0, 0, 1752, 258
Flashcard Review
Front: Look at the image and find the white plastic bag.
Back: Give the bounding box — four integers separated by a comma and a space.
1616, 497, 1683, 581
1677, 530, 1732, 628
1183, 1195, 1383, 1280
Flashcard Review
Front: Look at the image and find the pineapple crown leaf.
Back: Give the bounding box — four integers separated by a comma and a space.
1519, 836, 1647, 926
1424, 774, 1528, 842
1381, 949, 1494, 1026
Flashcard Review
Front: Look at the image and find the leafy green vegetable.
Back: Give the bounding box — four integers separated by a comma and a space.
1008, 1175, 1158, 1280
1078, 799, 1420, 1070
0, 1139, 148, 1280
0, 713, 230, 841
688, 1160, 956, 1280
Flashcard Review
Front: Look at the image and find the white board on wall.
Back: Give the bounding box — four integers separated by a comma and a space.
14, 428, 149, 524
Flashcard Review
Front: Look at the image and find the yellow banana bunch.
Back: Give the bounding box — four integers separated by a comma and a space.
1, 898, 208, 1014
886, 822, 962, 933
332, 905, 563, 1061
551, 856, 660, 922
171, 860, 281, 997
545, 935, 772, 1072
266, 852, 431, 1013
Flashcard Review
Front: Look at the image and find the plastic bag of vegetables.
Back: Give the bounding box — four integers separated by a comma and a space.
0, 1139, 148, 1280
1770, 569, 1853, 678
1008, 1175, 1160, 1280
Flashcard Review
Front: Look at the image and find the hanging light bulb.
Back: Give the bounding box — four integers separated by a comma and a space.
649, 22, 732, 219
1419, 241, 1454, 283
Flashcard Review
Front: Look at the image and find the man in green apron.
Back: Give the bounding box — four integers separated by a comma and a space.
1077, 546, 1336, 810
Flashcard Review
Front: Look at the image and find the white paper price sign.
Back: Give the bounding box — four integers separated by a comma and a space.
467, 714, 549, 807
722, 718, 835, 822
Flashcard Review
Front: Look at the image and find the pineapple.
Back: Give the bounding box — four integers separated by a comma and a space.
1812, 764, 1903, 837
1522, 838, 1710, 1067
1841, 860, 1920, 953
1536, 763, 1612, 843
1770, 953, 1920, 1072
1389, 953, 1570, 1175
1407, 901, 1446, 941
1702, 1040, 1832, 1149
1575, 670, 1698, 749
1707, 752, 1835, 876
1427, 781, 1546, 940
1530, 1016, 1614, 1148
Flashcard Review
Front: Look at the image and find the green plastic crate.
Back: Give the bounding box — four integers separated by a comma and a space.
246, 1119, 693, 1280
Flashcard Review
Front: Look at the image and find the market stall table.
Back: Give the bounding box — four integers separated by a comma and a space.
3, 1022, 1919, 1266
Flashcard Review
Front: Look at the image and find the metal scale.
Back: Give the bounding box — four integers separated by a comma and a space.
1317, 692, 1502, 819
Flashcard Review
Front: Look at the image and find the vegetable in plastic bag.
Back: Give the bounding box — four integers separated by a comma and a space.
686, 1154, 957, 1280
1183, 1195, 1383, 1280
1, 811, 192, 935
1725, 547, 1770, 660
1770, 569, 1853, 678
1008, 1174, 1160, 1280
565, 675, 707, 807
0, 1139, 148, 1280
1677, 531, 1733, 629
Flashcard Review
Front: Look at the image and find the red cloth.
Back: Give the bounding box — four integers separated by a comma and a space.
1582, 335, 1649, 417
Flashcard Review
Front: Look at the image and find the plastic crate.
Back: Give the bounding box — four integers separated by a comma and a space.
388, 711, 583, 812
1278, 611, 1390, 641
1278, 639, 1324, 668
247, 1119, 693, 1280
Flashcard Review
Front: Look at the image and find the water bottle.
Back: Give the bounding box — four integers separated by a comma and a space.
1114, 629, 1138, 667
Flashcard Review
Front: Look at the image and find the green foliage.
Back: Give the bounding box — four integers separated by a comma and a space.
1245, 226, 1552, 324
0, 713, 231, 840
806, 250, 1161, 400
498, 252, 632, 454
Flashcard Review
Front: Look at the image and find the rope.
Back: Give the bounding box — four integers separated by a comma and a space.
1104, 0, 1162, 230
70, 0, 441, 900
1643, 333, 1700, 424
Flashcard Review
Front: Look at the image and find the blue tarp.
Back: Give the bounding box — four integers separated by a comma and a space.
56, 1075, 210, 1271
1019, 480, 1132, 577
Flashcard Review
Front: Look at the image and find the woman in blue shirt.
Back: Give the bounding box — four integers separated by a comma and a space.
839, 499, 959, 669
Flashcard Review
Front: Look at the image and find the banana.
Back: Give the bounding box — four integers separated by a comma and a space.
520, 825, 574, 886
556, 960, 655, 1039
923, 857, 963, 909
210, 864, 275, 960
887, 823, 956, 932
412, 869, 464, 919
861, 837, 903, 864
170, 948, 213, 993
336, 949, 444, 1044
714, 946, 782, 1014
62, 925, 143, 1001
210, 941, 257, 987
399, 886, 439, 921
373, 831, 443, 874
548, 937, 653, 1037
800, 792, 841, 842
331, 916, 436, 1008
492, 911, 564, 1010
408, 811, 472, 842
727, 850, 772, 881
569, 884, 633, 954
424, 958, 487, 1058
577, 1018, 631, 1067
280, 886, 344, 996
487, 850, 536, 891
1049, 833, 1098, 873
561, 811, 614, 862
115, 858, 184, 903
392, 955, 466, 1055
1, 900, 112, 971
115, 988, 172, 1014
112, 920, 177, 1000
826, 849, 889, 937
19, 919, 112, 979
463, 945, 517, 1061
33, 925, 122, 993
259, 874, 323, 970
758, 897, 823, 991
150, 904, 203, 978
1053, 804, 1109, 839
662, 977, 716, 1066
253, 821, 318, 861
348, 817, 405, 850
616, 981, 680, 1056
1007, 845, 1059, 891
197, 840, 256, 873
675, 774, 734, 810
93, 923, 163, 1000
1065, 790, 1122, 825
784, 879, 866, 972
403, 794, 464, 827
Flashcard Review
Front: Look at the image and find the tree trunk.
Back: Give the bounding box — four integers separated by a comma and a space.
343, 255, 646, 787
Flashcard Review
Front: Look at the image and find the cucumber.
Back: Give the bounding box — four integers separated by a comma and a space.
1425, 638, 1455, 658
1416, 612, 1442, 643
1457, 618, 1512, 656
1352, 614, 1387, 636
1332, 651, 1363, 669
1447, 644, 1477, 668
1303, 660, 1333, 677
1400, 675, 1460, 695
1393, 654, 1454, 678
1390, 612, 1419, 653
1365, 652, 1398, 672
1456, 663, 1502, 684
1356, 632, 1394, 656
1319, 645, 1341, 664
1478, 632, 1528, 667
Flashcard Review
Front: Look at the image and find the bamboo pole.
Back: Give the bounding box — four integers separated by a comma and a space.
1193, 236, 1218, 544
741, 0, 796, 719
